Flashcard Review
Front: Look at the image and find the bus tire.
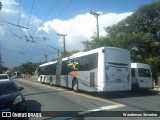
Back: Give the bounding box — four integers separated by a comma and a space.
49, 77, 53, 85
72, 79, 79, 92
40, 76, 43, 84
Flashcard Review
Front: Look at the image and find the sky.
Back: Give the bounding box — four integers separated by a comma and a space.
0, 0, 155, 67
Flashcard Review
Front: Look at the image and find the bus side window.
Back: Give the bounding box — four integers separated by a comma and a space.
131, 68, 135, 77
62, 61, 68, 75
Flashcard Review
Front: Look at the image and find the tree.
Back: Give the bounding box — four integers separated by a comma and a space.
82, 1, 160, 84
0, 2, 2, 11
60, 50, 80, 58
0, 66, 7, 74
20, 62, 37, 75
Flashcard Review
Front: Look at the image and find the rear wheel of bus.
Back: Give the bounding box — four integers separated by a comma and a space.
49, 77, 53, 85
72, 79, 79, 92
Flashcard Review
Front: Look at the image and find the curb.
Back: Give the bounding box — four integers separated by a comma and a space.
153, 86, 160, 92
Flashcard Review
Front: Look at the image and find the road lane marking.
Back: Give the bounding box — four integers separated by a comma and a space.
15, 79, 122, 105
88, 104, 126, 111
79, 104, 126, 115
52, 104, 126, 119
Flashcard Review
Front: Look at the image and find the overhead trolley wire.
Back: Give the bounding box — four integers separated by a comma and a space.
18, 0, 36, 55
32, 0, 59, 36
18, 0, 21, 25
55, 0, 73, 18
27, 0, 35, 26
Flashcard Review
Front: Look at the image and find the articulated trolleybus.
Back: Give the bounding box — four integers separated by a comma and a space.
38, 47, 131, 92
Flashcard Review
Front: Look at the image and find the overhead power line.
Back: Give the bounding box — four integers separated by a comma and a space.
18, 0, 21, 25
55, 0, 73, 18
0, 20, 29, 29
27, 0, 35, 26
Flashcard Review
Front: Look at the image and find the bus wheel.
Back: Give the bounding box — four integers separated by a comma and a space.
49, 80, 53, 85
40, 76, 43, 84
49, 78, 53, 85
72, 80, 79, 92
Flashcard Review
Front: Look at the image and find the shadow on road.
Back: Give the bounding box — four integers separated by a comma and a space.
23, 90, 69, 97
81, 89, 159, 100
26, 100, 41, 112
15, 78, 159, 102
43, 111, 85, 120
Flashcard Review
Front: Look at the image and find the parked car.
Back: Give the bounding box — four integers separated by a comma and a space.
0, 81, 26, 112
0, 74, 10, 81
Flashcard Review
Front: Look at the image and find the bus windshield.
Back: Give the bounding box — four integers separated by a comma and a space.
105, 48, 130, 83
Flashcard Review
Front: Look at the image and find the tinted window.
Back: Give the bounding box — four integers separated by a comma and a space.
0, 82, 18, 96
78, 53, 98, 71
61, 61, 68, 75
0, 75, 8, 79
131, 68, 135, 77
49, 64, 57, 75
38, 66, 45, 75
138, 68, 151, 77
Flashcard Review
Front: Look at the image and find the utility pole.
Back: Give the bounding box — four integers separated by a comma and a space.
43, 54, 48, 62
0, 26, 3, 73
90, 11, 100, 40
57, 33, 67, 57
0, 46, 3, 72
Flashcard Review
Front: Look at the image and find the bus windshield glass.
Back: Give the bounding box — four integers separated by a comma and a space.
105, 48, 130, 83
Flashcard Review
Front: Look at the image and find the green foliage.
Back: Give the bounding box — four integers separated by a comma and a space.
19, 62, 38, 74
60, 50, 80, 58
0, 2, 2, 11
0, 66, 7, 74
82, 1, 160, 78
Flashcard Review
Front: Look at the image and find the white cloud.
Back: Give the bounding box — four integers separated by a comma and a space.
1, 0, 18, 5
30, 16, 43, 27
38, 12, 133, 51
1, 0, 19, 14
0, 0, 133, 67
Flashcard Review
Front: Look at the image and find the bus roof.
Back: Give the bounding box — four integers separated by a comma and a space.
39, 61, 57, 67
39, 47, 129, 67
63, 47, 129, 60
131, 63, 151, 69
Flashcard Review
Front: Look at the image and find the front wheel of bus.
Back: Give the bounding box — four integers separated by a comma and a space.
73, 80, 78, 92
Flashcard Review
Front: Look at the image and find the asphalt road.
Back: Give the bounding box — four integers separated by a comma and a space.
11, 78, 160, 120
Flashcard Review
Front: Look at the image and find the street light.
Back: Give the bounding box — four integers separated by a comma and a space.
47, 45, 60, 57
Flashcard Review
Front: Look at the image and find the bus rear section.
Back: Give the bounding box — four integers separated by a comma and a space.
101, 47, 131, 91
131, 63, 153, 89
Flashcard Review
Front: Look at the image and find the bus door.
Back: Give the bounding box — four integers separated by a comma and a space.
56, 58, 62, 85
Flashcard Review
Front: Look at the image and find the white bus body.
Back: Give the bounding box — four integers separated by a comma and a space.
131, 63, 153, 89
38, 47, 131, 92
